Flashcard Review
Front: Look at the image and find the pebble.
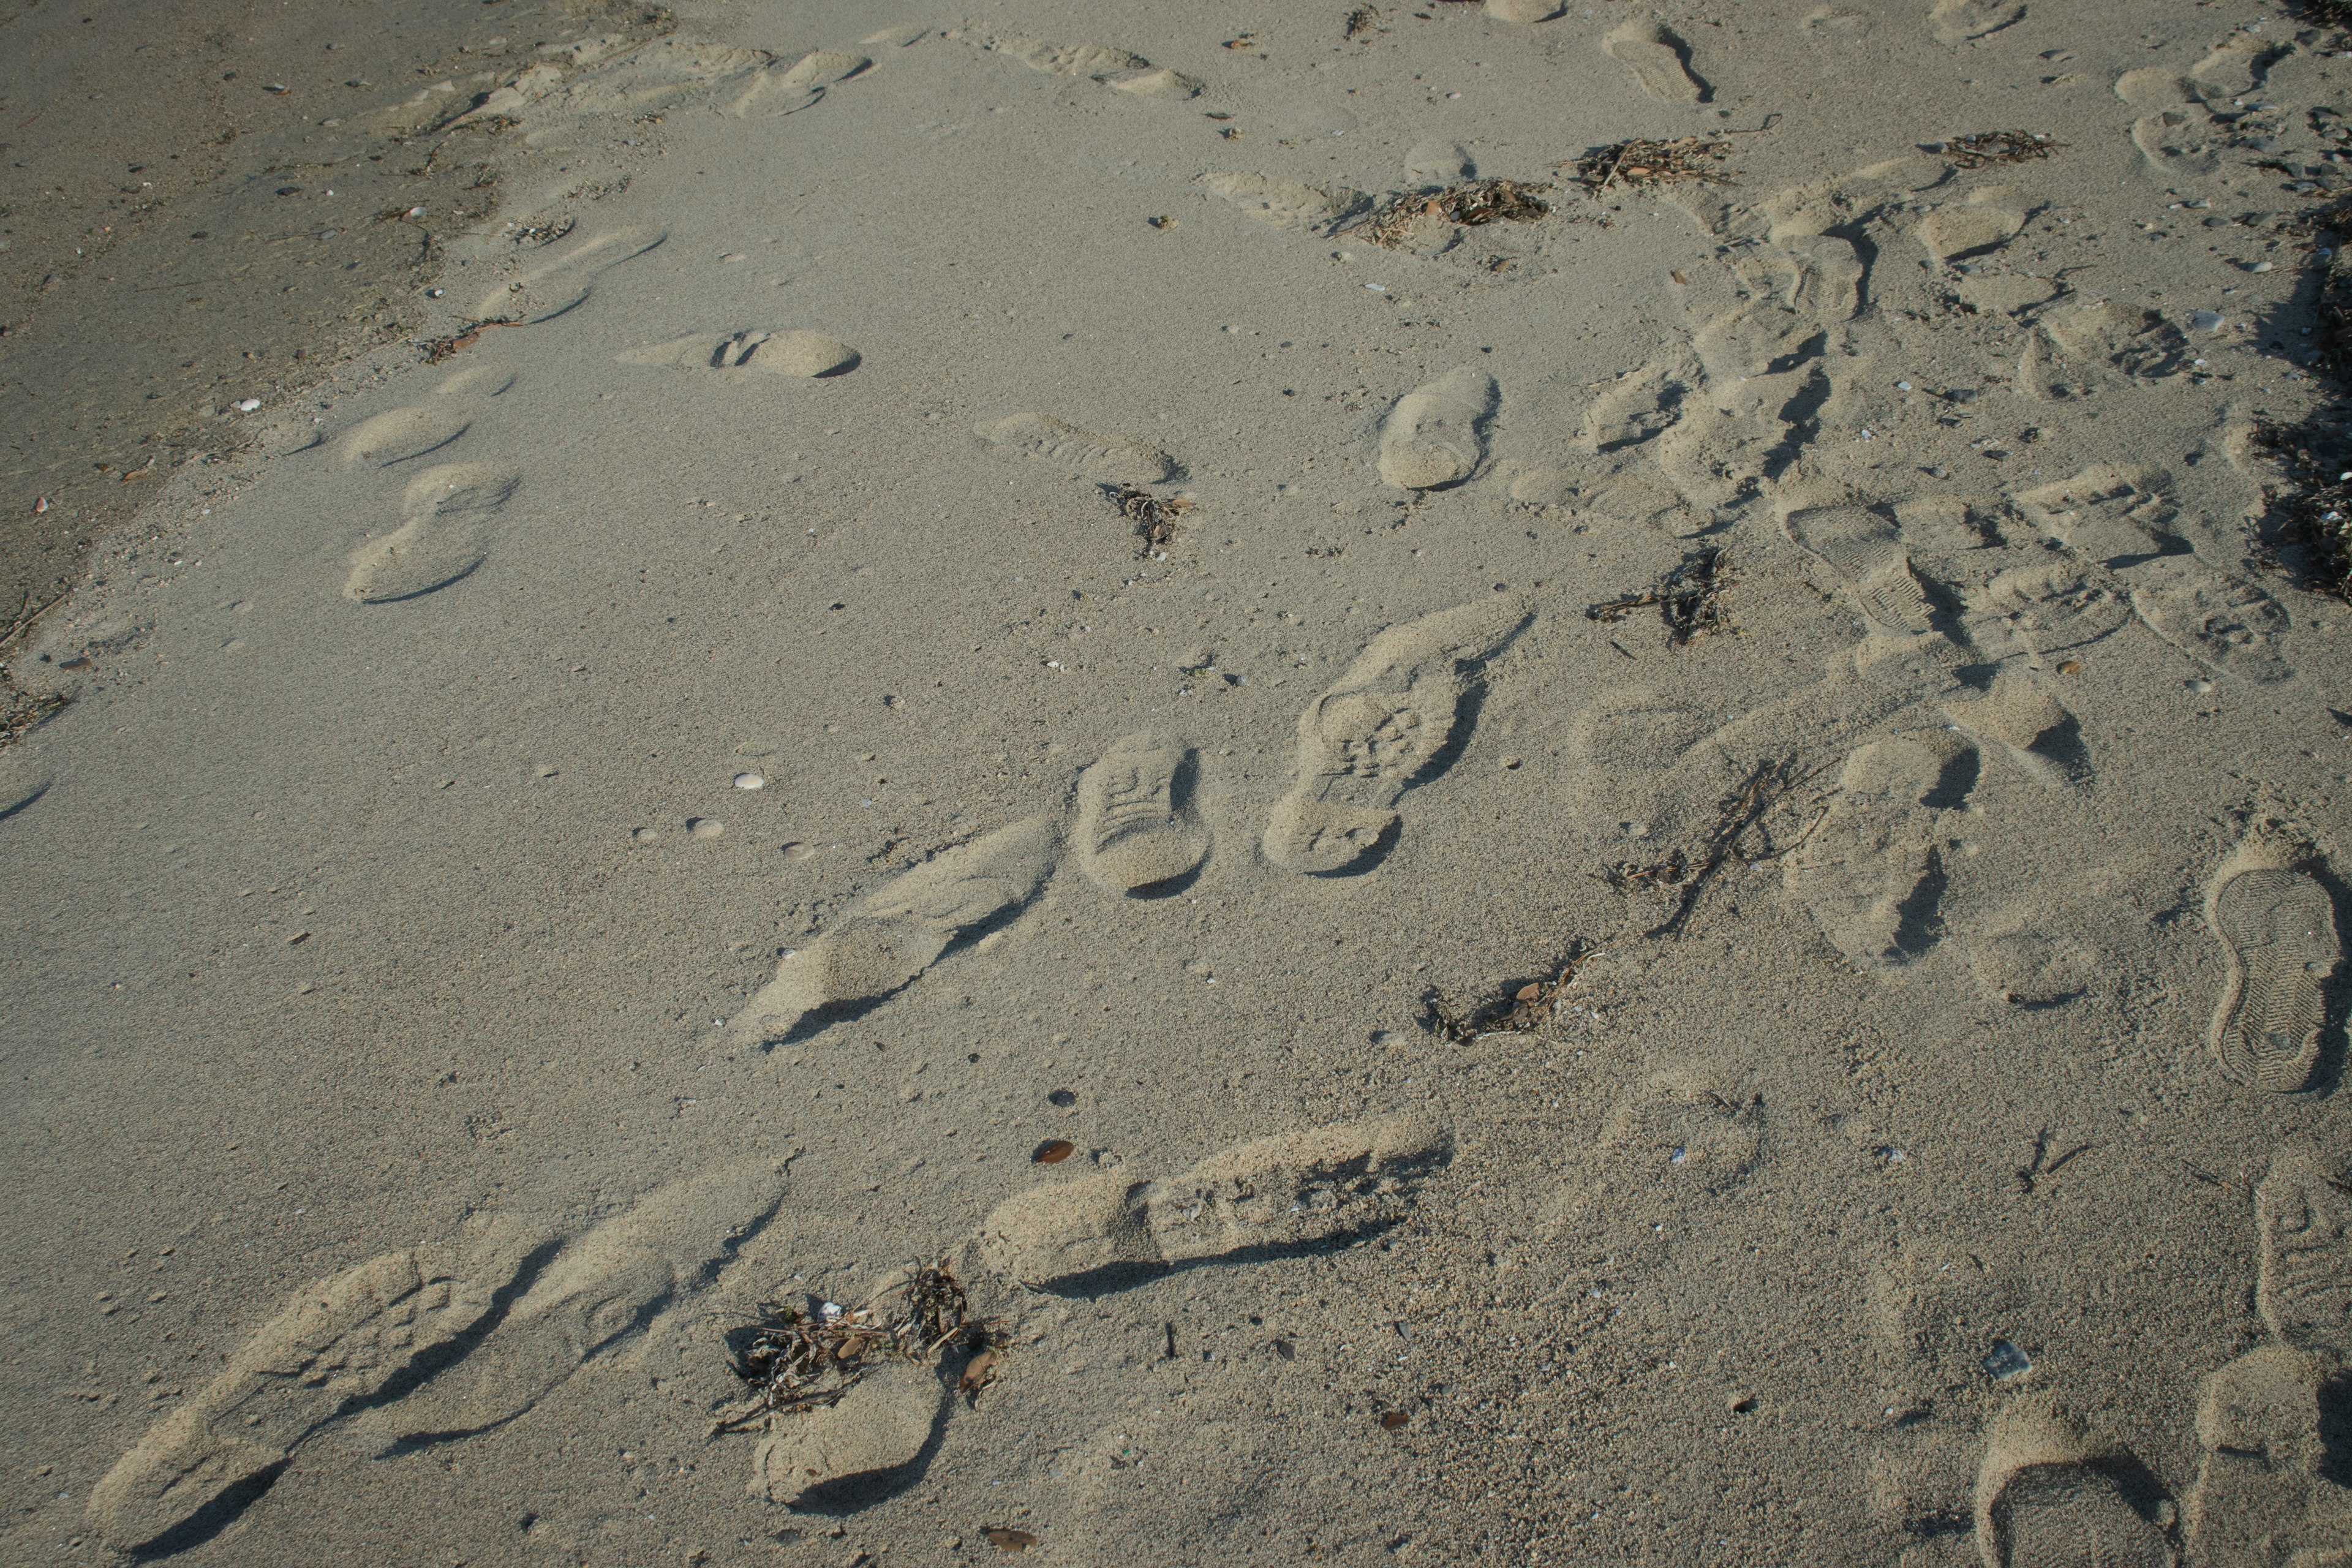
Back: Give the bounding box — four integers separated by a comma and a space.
633, 827, 660, 842
782, 841, 815, 861
733, 772, 766, 790
2186, 677, 2214, 693
689, 818, 724, 839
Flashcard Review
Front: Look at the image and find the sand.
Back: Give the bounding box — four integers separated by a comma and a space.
2, 0, 2350, 1562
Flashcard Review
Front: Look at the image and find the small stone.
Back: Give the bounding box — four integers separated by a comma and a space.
1500, 755, 1523, 769
733, 772, 766, 790
688, 818, 723, 839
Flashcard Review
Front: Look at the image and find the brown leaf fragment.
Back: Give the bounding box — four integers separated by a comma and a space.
959, 1349, 998, 1403
1032, 1139, 1076, 1165
1381, 1410, 1411, 1430
983, 1527, 1039, 1552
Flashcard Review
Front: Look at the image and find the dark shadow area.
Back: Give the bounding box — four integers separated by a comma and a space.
1891, 848, 1948, 960
2027, 716, 2095, 785
129, 1461, 290, 1561
1032, 1219, 1406, 1301
1923, 746, 1981, 810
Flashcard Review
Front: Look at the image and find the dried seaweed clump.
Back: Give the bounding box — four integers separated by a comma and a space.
1423, 944, 1594, 1042
1344, 4, 1384, 39
1112, 486, 1192, 556
2297, 0, 2352, 28
714, 1259, 995, 1431
1569, 137, 1735, 194
1586, 547, 1738, 645
1937, 129, 2062, 170
2254, 424, 2352, 600
1363, 179, 1553, 247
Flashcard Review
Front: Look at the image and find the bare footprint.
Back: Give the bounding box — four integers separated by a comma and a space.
978, 1113, 1452, 1294
88, 1223, 553, 1554
748, 1359, 945, 1507
1262, 596, 1529, 876
1930, 0, 2026, 47
353, 1159, 788, 1455
974, 413, 1174, 485
733, 817, 1058, 1043
1604, 20, 1707, 103
469, 224, 666, 324
1784, 736, 1965, 967
2209, 852, 2339, 1092
2259, 1145, 2352, 1353
1376, 366, 1497, 491
1075, 731, 1208, 895
344, 464, 520, 603
1784, 505, 1937, 635
1197, 170, 1373, 236
617, 329, 861, 378
336, 405, 472, 468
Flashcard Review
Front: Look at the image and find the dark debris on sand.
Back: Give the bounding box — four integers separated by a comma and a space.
1934, 129, 2063, 170
1362, 179, 1553, 247
713, 1259, 1000, 1431
1586, 547, 1738, 645
1110, 486, 1192, 557
2253, 424, 2352, 600
1423, 944, 1595, 1043
1344, 4, 1384, 39
1567, 137, 1735, 194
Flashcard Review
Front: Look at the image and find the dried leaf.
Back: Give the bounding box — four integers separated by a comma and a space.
983, 1527, 1039, 1552
960, 1349, 999, 1401
1033, 1139, 1076, 1164
2056, 659, 2082, 675
1381, 1410, 1410, 1430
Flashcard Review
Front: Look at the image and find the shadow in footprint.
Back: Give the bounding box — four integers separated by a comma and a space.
1890, 847, 1948, 959
126, 1463, 290, 1562
770, 895, 1041, 1046
785, 1365, 967, 1517
1289, 682, 1490, 881
1026, 1219, 1408, 1302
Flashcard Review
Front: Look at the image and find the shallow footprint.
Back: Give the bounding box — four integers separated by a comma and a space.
977, 1112, 1452, 1294
1262, 595, 1529, 876
1604, 20, 1706, 102
2187, 1345, 2344, 1566
344, 464, 520, 603
1939, 671, 2091, 788
336, 405, 472, 468
2258, 1145, 2352, 1353
1784, 736, 1961, 967
1930, 0, 2026, 46
974, 413, 1173, 485
617, 329, 859, 378
470, 224, 667, 324
1197, 170, 1372, 236
1974, 1406, 2171, 1567
1377, 366, 1497, 491
957, 31, 1199, 96
1076, 731, 1208, 895
722, 50, 870, 118
1784, 505, 1936, 635
2209, 860, 2339, 1092
2126, 559, 2295, 685
747, 1359, 945, 1507
88, 1227, 549, 1555
1916, 188, 2027, 263
355, 1158, 788, 1454
733, 817, 1058, 1042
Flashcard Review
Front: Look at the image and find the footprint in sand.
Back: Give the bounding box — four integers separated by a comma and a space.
1376, 366, 1497, 491
1487, 0, 1564, 20
617, 328, 861, 378
1966, 562, 2132, 663
1972, 1405, 2171, 1567
88, 1161, 785, 1553
1784, 505, 1938, 636
2185, 1343, 2352, 1565
1603, 20, 1708, 103
1597, 1072, 1766, 1199
2125, 559, 2296, 686
344, 463, 521, 603
722, 49, 870, 118
2040, 300, 2191, 381
1916, 188, 2028, 265
975, 413, 1174, 486
732, 816, 1058, 1044
434, 364, 517, 400
1196, 171, 1373, 237
2258, 1145, 2352, 1352
336, 405, 473, 469
748, 1358, 948, 1507
2015, 465, 2187, 568
956, 31, 1199, 97
1929, 0, 2026, 47
351, 1159, 788, 1455
977, 1112, 1452, 1295
2207, 853, 2339, 1093
1939, 670, 2092, 788
1784, 735, 1972, 968
1075, 731, 1209, 896
1262, 596, 1529, 876
469, 224, 666, 325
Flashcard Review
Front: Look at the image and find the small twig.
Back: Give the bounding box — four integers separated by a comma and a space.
1423, 943, 1597, 1042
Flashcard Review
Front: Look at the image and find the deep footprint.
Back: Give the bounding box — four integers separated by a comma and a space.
344, 464, 521, 603
2209, 866, 2337, 1091
747, 1359, 946, 1507
2258, 1145, 2352, 1354
978, 1112, 1452, 1295
1075, 731, 1208, 895
733, 817, 1058, 1042
1974, 1408, 2171, 1567
1262, 596, 1529, 876
617, 329, 860, 378
1604, 20, 1706, 102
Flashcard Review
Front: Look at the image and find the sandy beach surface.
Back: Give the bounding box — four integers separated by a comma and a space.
4, 0, 2351, 1562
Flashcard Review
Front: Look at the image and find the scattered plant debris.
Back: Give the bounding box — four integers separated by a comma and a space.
2253, 423, 2352, 600
713, 1259, 998, 1431
982, 1528, 1039, 1553
1110, 486, 1192, 556
2014, 1126, 2092, 1194
1344, 4, 1384, 39
2298, 0, 2352, 26
510, 216, 578, 246
1600, 849, 1690, 894
423, 316, 522, 363
1936, 129, 2062, 170
1423, 944, 1596, 1043
1567, 136, 1735, 194
1360, 178, 1553, 247
1642, 755, 1821, 940
1586, 547, 1737, 645
1031, 1139, 1076, 1164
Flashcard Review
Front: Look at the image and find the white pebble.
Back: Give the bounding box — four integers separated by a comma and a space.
235, 398, 262, 412
689, 818, 724, 838
734, 772, 766, 790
